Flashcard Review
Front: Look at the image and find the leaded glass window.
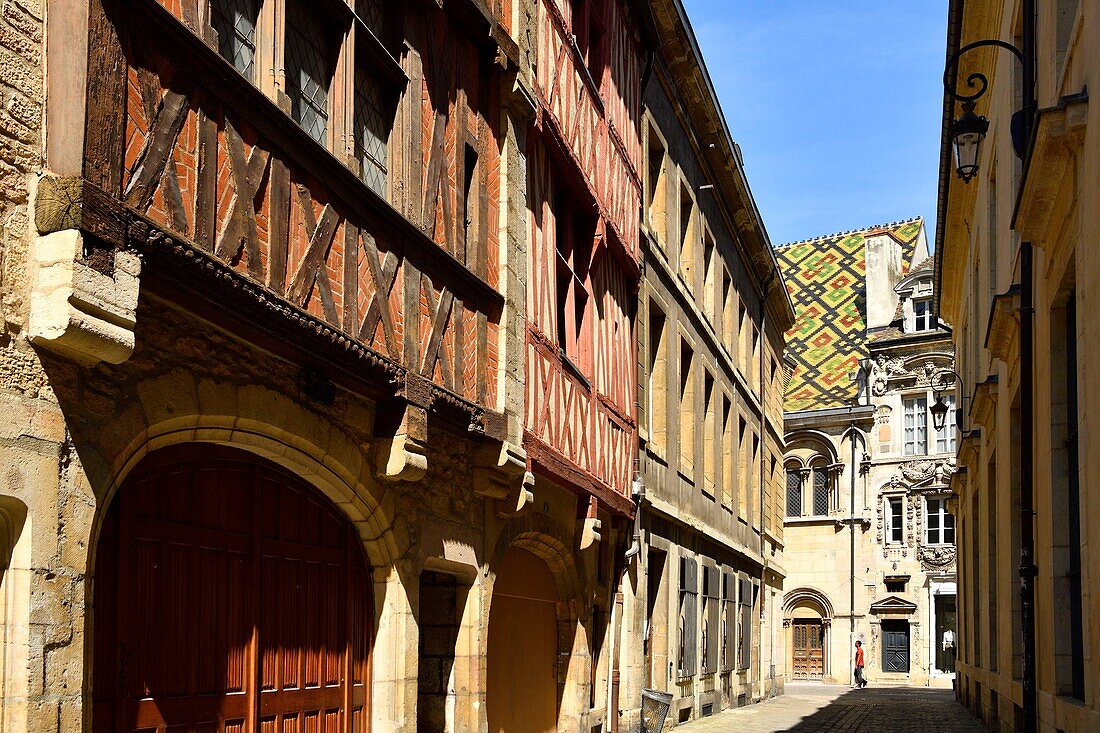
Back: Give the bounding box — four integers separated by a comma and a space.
355, 0, 387, 41
211, 0, 258, 79
786, 469, 802, 518
812, 467, 829, 516
286, 1, 335, 145
354, 69, 389, 196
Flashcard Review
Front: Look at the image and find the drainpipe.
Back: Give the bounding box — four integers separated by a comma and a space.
849, 421, 858, 687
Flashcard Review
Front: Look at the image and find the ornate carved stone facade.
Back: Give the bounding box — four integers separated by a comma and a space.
779, 219, 959, 687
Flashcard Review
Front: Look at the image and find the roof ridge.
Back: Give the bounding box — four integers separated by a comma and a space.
774, 216, 924, 250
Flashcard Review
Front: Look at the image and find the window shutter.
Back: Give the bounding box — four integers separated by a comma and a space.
679, 556, 698, 677
722, 570, 736, 672
739, 577, 752, 670
706, 566, 720, 674
687, 558, 697, 676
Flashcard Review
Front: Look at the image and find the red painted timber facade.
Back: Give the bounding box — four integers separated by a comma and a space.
525, 0, 643, 516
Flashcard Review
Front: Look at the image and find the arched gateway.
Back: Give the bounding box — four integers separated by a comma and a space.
92, 445, 372, 733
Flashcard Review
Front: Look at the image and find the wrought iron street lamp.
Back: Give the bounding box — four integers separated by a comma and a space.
950, 104, 989, 183
929, 369, 963, 432
943, 39, 1025, 182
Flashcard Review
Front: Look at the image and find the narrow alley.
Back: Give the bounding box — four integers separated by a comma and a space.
676, 684, 985, 733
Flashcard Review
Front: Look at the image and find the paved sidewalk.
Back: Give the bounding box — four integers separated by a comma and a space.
674, 682, 985, 732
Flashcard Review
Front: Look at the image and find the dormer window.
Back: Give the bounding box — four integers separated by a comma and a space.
913, 298, 934, 331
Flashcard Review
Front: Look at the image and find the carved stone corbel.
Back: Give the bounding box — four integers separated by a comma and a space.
578, 496, 602, 551
474, 441, 534, 517
374, 402, 429, 482
28, 230, 140, 365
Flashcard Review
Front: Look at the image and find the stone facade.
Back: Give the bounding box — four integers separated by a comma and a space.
936, 1, 1100, 731
778, 220, 959, 689
616, 1, 794, 729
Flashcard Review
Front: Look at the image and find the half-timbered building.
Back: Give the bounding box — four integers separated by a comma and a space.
615, 1, 795, 727
516, 0, 648, 729
0, 0, 639, 730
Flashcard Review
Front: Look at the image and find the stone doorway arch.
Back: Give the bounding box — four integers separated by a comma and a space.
783, 587, 835, 681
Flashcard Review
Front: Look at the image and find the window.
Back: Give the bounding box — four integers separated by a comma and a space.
934, 395, 957, 454
353, 63, 391, 196
737, 300, 748, 375
903, 396, 928, 455
721, 397, 734, 509
646, 123, 667, 239
720, 269, 732, 350
211, 0, 258, 79
461, 144, 480, 254
750, 434, 760, 523
701, 565, 720, 674
679, 182, 696, 282
925, 498, 956, 545
554, 187, 593, 368
885, 578, 907, 593
647, 301, 669, 452
886, 497, 904, 545
679, 340, 696, 476
785, 468, 802, 518
721, 570, 736, 672
702, 230, 716, 318
678, 556, 698, 677
751, 325, 761, 392
285, 0, 338, 145
737, 578, 752, 670
737, 417, 748, 520
811, 466, 830, 516
913, 298, 934, 331
702, 373, 716, 497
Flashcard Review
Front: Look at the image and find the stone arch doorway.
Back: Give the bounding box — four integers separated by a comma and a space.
487, 546, 560, 733
783, 588, 834, 682
91, 444, 372, 733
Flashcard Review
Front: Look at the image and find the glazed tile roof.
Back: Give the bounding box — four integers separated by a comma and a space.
775, 218, 924, 412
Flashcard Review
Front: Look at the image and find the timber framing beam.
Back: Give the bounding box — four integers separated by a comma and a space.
35, 175, 508, 445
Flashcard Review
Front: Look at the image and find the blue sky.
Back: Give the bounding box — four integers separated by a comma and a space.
680, 1, 949, 247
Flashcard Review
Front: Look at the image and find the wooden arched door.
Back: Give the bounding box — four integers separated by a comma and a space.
487, 546, 559, 733
92, 445, 371, 733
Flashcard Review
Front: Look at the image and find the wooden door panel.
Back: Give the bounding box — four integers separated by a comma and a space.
792, 621, 823, 680
93, 446, 371, 733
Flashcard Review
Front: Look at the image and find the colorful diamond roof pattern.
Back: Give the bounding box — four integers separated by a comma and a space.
776, 218, 924, 412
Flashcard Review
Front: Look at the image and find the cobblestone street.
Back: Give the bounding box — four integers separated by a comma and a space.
676, 683, 985, 732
